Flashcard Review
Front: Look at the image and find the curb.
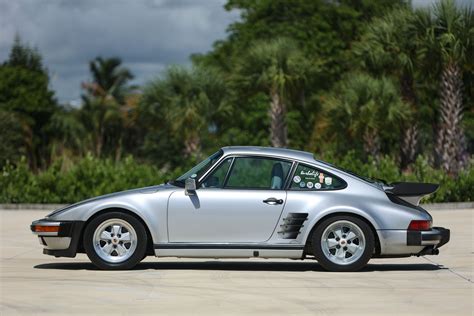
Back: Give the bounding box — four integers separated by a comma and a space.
421, 202, 474, 210
0, 202, 473, 211
0, 204, 68, 211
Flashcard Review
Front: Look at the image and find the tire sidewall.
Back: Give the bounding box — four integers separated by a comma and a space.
84, 212, 147, 270
312, 215, 374, 272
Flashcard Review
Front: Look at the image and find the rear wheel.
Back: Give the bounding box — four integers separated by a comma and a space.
312, 215, 374, 272
84, 212, 147, 270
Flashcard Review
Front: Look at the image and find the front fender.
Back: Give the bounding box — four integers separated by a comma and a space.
49, 192, 171, 244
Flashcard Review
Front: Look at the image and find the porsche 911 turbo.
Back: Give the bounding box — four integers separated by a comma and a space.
31, 146, 450, 272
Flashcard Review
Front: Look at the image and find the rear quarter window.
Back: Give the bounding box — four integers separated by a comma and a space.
290, 164, 346, 191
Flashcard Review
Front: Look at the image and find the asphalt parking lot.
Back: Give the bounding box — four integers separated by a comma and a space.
0, 209, 472, 315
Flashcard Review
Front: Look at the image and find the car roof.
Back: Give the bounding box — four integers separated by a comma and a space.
221, 146, 316, 164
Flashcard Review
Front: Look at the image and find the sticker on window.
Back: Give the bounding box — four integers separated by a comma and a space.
315, 183, 322, 189
293, 175, 301, 183
306, 181, 314, 189
300, 170, 319, 177
319, 173, 324, 183
300, 170, 318, 181
299, 181, 306, 188
325, 177, 332, 186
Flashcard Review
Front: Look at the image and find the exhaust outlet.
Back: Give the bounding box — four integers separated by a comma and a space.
416, 247, 440, 257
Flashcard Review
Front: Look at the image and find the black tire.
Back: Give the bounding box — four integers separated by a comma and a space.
83, 212, 147, 270
312, 215, 374, 272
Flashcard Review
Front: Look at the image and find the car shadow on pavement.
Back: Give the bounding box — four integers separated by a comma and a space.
34, 261, 446, 272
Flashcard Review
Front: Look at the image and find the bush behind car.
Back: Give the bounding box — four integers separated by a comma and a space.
0, 154, 472, 203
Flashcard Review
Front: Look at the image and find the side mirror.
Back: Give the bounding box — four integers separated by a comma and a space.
185, 178, 197, 196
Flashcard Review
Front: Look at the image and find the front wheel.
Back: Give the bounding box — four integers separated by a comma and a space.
312, 215, 374, 272
84, 212, 147, 270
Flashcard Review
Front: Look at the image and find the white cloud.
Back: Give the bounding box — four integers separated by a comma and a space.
0, 0, 239, 103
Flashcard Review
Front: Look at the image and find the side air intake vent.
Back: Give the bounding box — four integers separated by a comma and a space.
278, 213, 308, 239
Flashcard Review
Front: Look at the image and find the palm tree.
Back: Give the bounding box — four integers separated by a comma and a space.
83, 57, 133, 103
354, 7, 421, 167
81, 57, 133, 157
235, 38, 310, 148
416, 0, 473, 174
323, 73, 410, 159
142, 66, 227, 157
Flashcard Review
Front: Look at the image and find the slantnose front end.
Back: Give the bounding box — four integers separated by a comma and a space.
31, 219, 85, 257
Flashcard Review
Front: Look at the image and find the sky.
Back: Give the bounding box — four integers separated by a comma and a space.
0, 0, 469, 105
0, 0, 239, 105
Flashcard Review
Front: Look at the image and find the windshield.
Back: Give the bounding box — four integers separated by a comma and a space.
172, 150, 223, 186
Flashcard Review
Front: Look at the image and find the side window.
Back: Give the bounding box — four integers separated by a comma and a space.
201, 158, 233, 188
225, 157, 291, 190
290, 164, 346, 190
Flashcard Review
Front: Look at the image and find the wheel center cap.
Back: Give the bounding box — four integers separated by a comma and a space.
340, 239, 347, 246
112, 238, 119, 244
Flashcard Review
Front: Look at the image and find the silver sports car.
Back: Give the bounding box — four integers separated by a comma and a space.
31, 146, 450, 272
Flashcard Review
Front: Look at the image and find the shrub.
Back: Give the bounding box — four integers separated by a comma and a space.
0, 154, 472, 203
322, 153, 473, 203
0, 155, 168, 203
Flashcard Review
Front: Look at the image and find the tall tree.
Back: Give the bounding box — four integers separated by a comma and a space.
141, 66, 227, 159
354, 8, 422, 167
417, 0, 474, 174
0, 36, 57, 169
81, 57, 134, 157
322, 73, 409, 159
235, 38, 310, 147
7, 34, 44, 73
192, 0, 406, 153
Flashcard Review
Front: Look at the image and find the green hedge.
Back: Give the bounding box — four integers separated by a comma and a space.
0, 154, 472, 203
324, 152, 473, 203
0, 155, 169, 203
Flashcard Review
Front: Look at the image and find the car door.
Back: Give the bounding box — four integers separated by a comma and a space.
167, 156, 293, 243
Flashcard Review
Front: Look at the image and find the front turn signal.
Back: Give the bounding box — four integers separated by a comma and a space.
33, 225, 60, 233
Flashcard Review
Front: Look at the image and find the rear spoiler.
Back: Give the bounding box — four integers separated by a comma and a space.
383, 182, 439, 206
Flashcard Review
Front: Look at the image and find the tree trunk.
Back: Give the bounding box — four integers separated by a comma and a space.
23, 124, 37, 171
400, 74, 419, 168
96, 124, 104, 157
269, 88, 287, 148
435, 61, 466, 175
401, 124, 418, 168
363, 129, 380, 161
115, 135, 122, 162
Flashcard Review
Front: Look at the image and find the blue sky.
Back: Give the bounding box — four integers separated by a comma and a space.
0, 0, 467, 105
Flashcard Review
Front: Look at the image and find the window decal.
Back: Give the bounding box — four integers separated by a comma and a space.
290, 164, 346, 191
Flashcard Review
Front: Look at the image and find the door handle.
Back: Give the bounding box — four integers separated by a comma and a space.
263, 197, 284, 205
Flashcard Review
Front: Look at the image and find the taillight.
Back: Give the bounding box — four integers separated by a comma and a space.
407, 220, 431, 231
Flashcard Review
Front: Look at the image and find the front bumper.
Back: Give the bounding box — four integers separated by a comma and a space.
31, 219, 85, 257
407, 226, 450, 248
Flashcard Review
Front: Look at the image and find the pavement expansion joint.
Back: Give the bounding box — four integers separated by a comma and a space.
422, 256, 473, 284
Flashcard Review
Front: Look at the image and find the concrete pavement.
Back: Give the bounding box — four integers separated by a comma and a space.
1, 209, 472, 315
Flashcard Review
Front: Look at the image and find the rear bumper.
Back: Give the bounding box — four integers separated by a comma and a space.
407, 226, 450, 247
31, 219, 85, 257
